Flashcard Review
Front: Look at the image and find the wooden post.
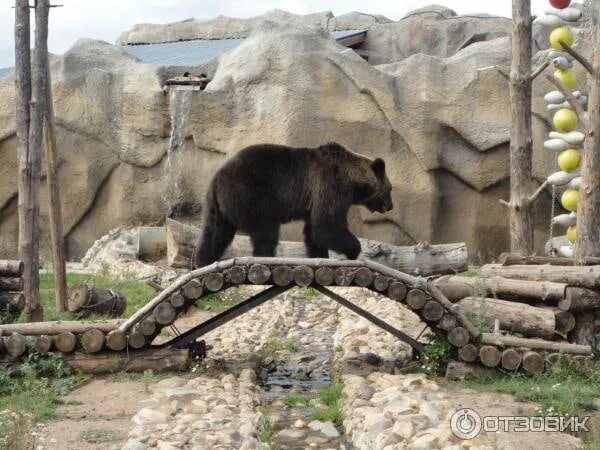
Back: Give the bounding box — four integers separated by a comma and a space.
575, 1, 600, 263
503, 0, 534, 255
43, 59, 67, 312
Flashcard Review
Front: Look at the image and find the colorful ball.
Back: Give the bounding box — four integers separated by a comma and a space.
554, 68, 577, 89
553, 108, 578, 132
550, 26, 574, 50
561, 188, 579, 212
558, 148, 581, 172
567, 225, 576, 243
550, 0, 571, 9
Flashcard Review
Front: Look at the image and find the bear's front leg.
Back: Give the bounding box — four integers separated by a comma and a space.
311, 222, 361, 260
303, 221, 329, 258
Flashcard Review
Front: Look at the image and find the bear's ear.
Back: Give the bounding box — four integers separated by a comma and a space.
371, 158, 386, 176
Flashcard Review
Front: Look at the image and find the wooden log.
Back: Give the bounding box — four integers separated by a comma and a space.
224, 266, 246, 285
437, 314, 458, 332
372, 275, 390, 292
480, 333, 591, 355
546, 352, 565, 366
0, 260, 24, 277
169, 292, 185, 308
446, 361, 496, 380
406, 289, 426, 309
479, 264, 600, 289
135, 319, 157, 337
334, 267, 354, 286
0, 292, 25, 313
448, 327, 470, 347
67, 284, 126, 318
165, 218, 468, 275
203, 273, 224, 292
456, 297, 555, 339
434, 275, 566, 303
80, 329, 104, 353
0, 277, 23, 291
353, 267, 373, 287
271, 266, 293, 286
554, 311, 576, 334
58, 347, 189, 374
479, 345, 501, 367
0, 319, 122, 336
53, 332, 76, 352
499, 253, 600, 266
153, 302, 177, 326
4, 333, 26, 357
32, 335, 52, 354
293, 266, 314, 287
572, 354, 593, 369
522, 351, 544, 374
182, 279, 203, 299
570, 312, 595, 347
105, 329, 127, 351
385, 281, 407, 302
127, 331, 146, 349
458, 343, 479, 362
560, 287, 600, 311
427, 282, 481, 341
315, 267, 334, 286
422, 300, 444, 321
501, 348, 522, 370
248, 264, 270, 284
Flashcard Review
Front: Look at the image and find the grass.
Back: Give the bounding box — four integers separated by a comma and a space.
281, 393, 312, 407
310, 381, 344, 426
459, 358, 600, 416
195, 287, 246, 313
258, 415, 276, 443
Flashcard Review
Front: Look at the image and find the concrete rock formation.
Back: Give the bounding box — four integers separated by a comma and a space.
0, 6, 579, 261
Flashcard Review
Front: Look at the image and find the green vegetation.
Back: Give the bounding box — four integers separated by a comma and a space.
310, 381, 344, 426
414, 334, 454, 376
195, 287, 246, 312
281, 393, 312, 407
38, 271, 155, 321
258, 415, 276, 443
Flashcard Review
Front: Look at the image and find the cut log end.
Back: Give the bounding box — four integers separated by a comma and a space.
501, 348, 522, 371
372, 275, 390, 292
182, 279, 203, 300
53, 331, 77, 353
522, 351, 544, 374
315, 267, 334, 286
4, 333, 26, 357
272, 266, 293, 286
406, 289, 427, 310
106, 329, 127, 351
293, 265, 314, 287
248, 264, 271, 284
80, 328, 105, 353
153, 302, 177, 326
387, 282, 408, 302
334, 267, 354, 286
203, 273, 224, 292
448, 327, 470, 347
458, 343, 479, 362
422, 300, 444, 321
479, 345, 501, 368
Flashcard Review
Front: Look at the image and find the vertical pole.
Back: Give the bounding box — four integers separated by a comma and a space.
575, 0, 600, 263
508, 0, 534, 255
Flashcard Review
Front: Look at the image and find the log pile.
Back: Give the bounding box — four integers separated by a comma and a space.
67, 284, 127, 318
0, 260, 25, 319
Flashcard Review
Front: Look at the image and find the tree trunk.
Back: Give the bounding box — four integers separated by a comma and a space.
479, 264, 600, 288
456, 297, 556, 339
43, 61, 67, 312
0, 319, 122, 336
67, 284, 126, 318
499, 253, 600, 266
575, 0, 600, 263
165, 218, 468, 275
480, 333, 591, 354
559, 287, 600, 311
434, 275, 566, 303
570, 311, 596, 347
0, 277, 24, 291
0, 261, 24, 277
0, 292, 25, 313
507, 0, 534, 255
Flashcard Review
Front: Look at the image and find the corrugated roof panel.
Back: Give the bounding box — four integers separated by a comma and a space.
122, 29, 367, 67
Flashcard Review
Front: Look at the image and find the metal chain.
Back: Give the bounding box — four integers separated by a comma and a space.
548, 155, 559, 256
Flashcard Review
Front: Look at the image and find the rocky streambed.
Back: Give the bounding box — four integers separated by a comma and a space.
121, 287, 581, 450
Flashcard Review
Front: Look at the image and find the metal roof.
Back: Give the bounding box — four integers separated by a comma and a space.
122, 29, 366, 67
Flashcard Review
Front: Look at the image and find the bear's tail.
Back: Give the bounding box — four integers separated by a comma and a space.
192, 185, 236, 269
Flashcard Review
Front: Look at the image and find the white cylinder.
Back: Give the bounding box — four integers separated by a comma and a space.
548, 131, 585, 146
558, 245, 574, 258
544, 138, 571, 152
567, 177, 581, 189
548, 171, 577, 186
552, 213, 577, 226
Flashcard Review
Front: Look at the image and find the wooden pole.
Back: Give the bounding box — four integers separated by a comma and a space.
575, 0, 600, 263
43, 58, 67, 312
504, 0, 534, 255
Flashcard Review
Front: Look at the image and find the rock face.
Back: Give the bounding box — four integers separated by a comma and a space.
0, 8, 576, 261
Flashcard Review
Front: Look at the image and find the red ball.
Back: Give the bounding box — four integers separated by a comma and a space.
549, 0, 571, 8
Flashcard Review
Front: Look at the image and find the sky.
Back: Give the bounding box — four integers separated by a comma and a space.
0, 0, 552, 68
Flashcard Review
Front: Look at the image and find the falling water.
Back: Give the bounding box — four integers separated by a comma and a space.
163, 88, 192, 217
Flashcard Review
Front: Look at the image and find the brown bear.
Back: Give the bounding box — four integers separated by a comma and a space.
192, 142, 393, 268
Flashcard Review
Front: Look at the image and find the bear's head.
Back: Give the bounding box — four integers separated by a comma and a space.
355, 158, 394, 214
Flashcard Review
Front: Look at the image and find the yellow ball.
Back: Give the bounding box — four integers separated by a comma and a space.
554, 68, 577, 89
561, 188, 579, 212
567, 225, 576, 243
550, 26, 574, 50
558, 148, 581, 172
553, 108, 578, 132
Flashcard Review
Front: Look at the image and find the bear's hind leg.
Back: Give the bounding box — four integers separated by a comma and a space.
312, 222, 361, 260
303, 221, 328, 258
249, 223, 280, 257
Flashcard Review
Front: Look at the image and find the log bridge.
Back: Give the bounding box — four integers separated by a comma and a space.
0, 257, 595, 374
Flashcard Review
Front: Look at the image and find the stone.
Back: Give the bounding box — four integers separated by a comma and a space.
409, 433, 438, 450
276, 428, 307, 440
187, 399, 208, 414
122, 439, 147, 450
132, 408, 168, 425
293, 419, 306, 428
238, 369, 257, 384
308, 420, 340, 438
392, 420, 414, 440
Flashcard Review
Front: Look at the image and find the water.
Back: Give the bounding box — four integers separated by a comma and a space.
163, 88, 192, 218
